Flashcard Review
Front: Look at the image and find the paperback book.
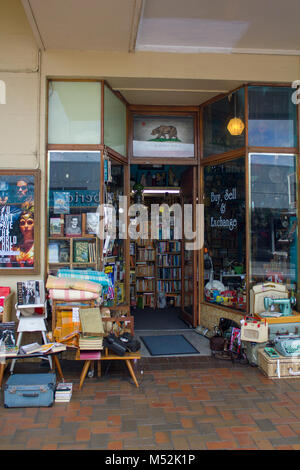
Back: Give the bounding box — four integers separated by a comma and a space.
17, 280, 45, 308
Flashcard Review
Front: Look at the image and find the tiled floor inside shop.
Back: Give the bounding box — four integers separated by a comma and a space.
2, 332, 300, 450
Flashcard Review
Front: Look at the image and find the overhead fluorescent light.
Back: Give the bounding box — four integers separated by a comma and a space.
143, 189, 180, 194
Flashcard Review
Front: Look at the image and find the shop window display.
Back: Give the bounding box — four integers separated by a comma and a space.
204, 158, 246, 311
47, 151, 101, 272
249, 153, 298, 293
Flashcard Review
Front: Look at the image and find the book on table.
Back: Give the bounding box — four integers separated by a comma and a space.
20, 342, 66, 355
55, 382, 73, 402
79, 336, 103, 350
79, 307, 104, 337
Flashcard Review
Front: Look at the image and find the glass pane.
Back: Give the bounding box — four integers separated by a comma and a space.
47, 151, 101, 274
103, 160, 126, 306
248, 86, 297, 148
204, 158, 246, 311
203, 88, 245, 158
104, 85, 127, 157
48, 81, 101, 144
133, 115, 195, 158
250, 153, 298, 300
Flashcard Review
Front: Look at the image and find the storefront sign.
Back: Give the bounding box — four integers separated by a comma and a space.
210, 187, 238, 231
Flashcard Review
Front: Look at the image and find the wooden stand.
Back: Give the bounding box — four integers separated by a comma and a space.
78, 348, 141, 390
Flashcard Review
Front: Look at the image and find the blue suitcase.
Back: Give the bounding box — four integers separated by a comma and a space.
4, 373, 56, 408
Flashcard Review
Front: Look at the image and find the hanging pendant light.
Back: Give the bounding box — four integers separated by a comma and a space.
227, 93, 244, 136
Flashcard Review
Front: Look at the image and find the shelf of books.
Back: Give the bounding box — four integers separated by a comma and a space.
156, 240, 182, 307
48, 236, 99, 274
135, 240, 156, 309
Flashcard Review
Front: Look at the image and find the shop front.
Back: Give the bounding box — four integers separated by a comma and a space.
44, 80, 299, 333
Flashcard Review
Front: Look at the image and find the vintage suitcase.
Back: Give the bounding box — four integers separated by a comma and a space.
250, 282, 289, 315
4, 373, 56, 408
258, 349, 300, 379
269, 322, 300, 341
242, 341, 267, 366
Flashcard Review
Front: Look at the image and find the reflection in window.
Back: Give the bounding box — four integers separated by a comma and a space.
47, 152, 101, 273
248, 86, 297, 148
203, 88, 245, 158
250, 153, 298, 296
204, 158, 246, 311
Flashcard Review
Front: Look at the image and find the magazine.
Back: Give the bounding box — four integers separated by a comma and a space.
17, 280, 45, 308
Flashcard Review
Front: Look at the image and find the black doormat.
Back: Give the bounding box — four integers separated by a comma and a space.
133, 307, 189, 330
140, 334, 199, 356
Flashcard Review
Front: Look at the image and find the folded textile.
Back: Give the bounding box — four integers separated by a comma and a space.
57, 269, 111, 287
48, 289, 99, 301
46, 275, 101, 294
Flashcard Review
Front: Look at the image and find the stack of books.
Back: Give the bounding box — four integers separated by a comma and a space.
55, 383, 73, 403
79, 336, 103, 350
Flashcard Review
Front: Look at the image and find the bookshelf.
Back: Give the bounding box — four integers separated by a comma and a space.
156, 241, 182, 307
48, 236, 99, 273
136, 240, 156, 309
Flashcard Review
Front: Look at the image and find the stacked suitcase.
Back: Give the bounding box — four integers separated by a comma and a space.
4, 373, 56, 408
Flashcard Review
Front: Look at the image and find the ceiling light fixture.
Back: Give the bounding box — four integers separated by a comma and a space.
227, 93, 244, 136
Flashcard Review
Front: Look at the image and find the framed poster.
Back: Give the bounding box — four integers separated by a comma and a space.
64, 214, 82, 237
0, 170, 40, 273
132, 114, 195, 158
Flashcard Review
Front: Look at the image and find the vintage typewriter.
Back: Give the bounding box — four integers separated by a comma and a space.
274, 335, 300, 357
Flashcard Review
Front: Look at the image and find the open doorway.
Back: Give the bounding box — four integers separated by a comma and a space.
129, 164, 197, 331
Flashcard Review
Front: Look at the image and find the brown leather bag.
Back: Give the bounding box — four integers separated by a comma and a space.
209, 335, 225, 352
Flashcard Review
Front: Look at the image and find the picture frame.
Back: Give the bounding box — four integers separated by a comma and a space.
84, 212, 99, 235
64, 214, 82, 237
0, 169, 41, 274
132, 114, 195, 159
49, 215, 64, 237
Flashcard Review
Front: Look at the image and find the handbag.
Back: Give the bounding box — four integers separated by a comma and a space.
103, 333, 126, 356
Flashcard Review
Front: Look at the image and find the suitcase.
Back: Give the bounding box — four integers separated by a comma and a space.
4, 373, 56, 408
250, 282, 289, 315
258, 349, 300, 379
269, 322, 300, 341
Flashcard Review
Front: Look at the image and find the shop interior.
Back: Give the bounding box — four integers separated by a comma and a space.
129, 164, 196, 331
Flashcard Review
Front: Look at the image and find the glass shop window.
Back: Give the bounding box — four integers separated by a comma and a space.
47, 151, 101, 274
203, 88, 245, 158
249, 153, 298, 296
248, 86, 297, 148
48, 81, 101, 145
204, 158, 246, 311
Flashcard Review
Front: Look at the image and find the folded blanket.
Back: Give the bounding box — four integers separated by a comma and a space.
48, 289, 100, 301
46, 275, 101, 294
57, 269, 111, 287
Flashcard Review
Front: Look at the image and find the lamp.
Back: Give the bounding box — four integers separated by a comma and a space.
227, 93, 244, 136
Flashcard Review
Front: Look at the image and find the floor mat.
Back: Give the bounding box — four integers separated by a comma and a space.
133, 307, 189, 330
140, 334, 199, 356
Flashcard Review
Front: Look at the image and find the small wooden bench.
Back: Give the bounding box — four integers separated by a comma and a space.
78, 348, 141, 390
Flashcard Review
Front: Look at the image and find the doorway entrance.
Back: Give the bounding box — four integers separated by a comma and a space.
129, 163, 198, 331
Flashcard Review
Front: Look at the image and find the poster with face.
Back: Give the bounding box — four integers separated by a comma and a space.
0, 173, 38, 270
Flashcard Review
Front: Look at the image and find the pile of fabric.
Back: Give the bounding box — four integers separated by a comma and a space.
46, 275, 102, 303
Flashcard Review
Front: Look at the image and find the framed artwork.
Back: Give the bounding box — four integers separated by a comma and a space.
0, 170, 40, 273
49, 215, 64, 237
132, 114, 195, 158
85, 212, 99, 235
64, 214, 82, 237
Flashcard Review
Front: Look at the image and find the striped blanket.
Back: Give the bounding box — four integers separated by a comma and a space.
46, 275, 101, 294
57, 269, 111, 287
48, 289, 100, 301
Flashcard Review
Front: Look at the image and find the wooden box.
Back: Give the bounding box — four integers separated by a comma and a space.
258, 348, 300, 379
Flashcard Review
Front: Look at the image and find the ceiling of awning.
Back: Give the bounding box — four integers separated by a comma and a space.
21, 0, 299, 105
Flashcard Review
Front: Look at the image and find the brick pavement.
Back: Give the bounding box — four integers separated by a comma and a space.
1, 356, 300, 450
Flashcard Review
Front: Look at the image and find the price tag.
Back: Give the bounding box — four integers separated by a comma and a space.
72, 307, 80, 323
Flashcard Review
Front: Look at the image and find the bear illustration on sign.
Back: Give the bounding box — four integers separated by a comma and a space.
150, 125, 180, 141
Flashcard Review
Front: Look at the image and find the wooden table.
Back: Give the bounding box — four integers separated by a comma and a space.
0, 351, 64, 389
78, 348, 141, 390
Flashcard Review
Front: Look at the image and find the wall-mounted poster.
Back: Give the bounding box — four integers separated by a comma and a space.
0, 170, 40, 273
132, 114, 195, 158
